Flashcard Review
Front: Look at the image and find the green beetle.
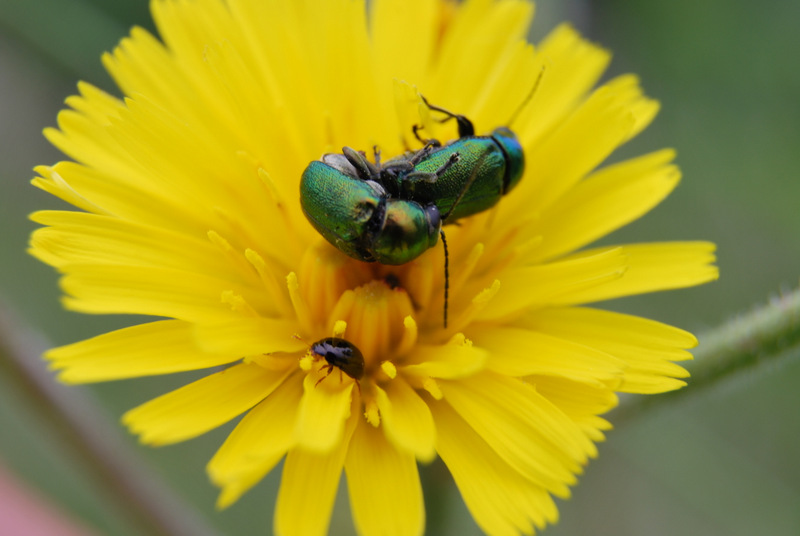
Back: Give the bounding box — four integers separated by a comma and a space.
299, 153, 444, 265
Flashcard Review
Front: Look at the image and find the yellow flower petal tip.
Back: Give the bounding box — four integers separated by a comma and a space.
31, 0, 717, 534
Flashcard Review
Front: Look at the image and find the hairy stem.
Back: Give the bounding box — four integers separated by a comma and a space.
615, 286, 800, 422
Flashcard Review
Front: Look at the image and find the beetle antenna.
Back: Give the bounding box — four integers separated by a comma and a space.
440, 229, 450, 329
507, 66, 546, 128
437, 150, 490, 330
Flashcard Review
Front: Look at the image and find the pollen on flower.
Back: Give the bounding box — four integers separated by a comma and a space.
220, 290, 255, 315
244, 248, 293, 317
256, 167, 283, 207
207, 230, 234, 255
364, 398, 380, 426
394, 315, 418, 356
449, 279, 501, 331
332, 320, 347, 338
380, 360, 397, 379
298, 352, 314, 372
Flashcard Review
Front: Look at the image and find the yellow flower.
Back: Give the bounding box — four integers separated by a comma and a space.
29, 0, 718, 535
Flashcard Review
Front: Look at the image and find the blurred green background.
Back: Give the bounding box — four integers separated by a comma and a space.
1, 0, 798, 534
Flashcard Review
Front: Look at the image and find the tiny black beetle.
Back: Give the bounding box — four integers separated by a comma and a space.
310, 337, 365, 386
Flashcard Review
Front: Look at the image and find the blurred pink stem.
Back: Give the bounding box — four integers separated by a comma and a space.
0, 462, 98, 536
0, 301, 218, 536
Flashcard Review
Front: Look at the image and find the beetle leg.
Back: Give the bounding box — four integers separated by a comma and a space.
314, 363, 335, 387
402, 152, 460, 185
412, 124, 442, 148
401, 170, 437, 185
343, 147, 379, 181
372, 145, 382, 168
412, 124, 426, 144
407, 142, 438, 166
434, 152, 461, 176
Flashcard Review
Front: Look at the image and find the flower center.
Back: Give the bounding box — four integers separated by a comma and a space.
295, 239, 428, 376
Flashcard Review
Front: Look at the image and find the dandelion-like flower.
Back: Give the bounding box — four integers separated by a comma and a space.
30, 0, 718, 534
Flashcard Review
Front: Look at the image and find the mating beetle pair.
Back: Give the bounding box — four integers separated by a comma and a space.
300, 96, 527, 328
300, 97, 525, 266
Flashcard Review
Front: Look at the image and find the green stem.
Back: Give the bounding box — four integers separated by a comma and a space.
614, 286, 800, 422
0, 302, 219, 536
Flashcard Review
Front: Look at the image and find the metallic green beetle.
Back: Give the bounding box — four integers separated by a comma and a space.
299, 99, 525, 266
299, 153, 443, 264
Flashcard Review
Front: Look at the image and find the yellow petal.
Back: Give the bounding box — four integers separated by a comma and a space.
123, 363, 289, 445
430, 399, 559, 536
103, 26, 186, 108
469, 325, 626, 383
30, 166, 107, 216
277, 0, 385, 150
533, 149, 680, 261
46, 320, 237, 383
224, 0, 338, 159
469, 40, 539, 134
214, 459, 277, 512
371, 0, 439, 90
293, 371, 355, 451
102, 96, 263, 220
44, 108, 129, 181
534, 74, 661, 211
59, 265, 263, 321
520, 24, 611, 144
275, 406, 358, 536
431, 0, 533, 114
29, 211, 245, 281
528, 375, 617, 439
438, 372, 592, 493
192, 318, 303, 355
209, 373, 303, 508
345, 419, 424, 536
558, 242, 719, 305
504, 70, 656, 223
152, 0, 238, 74
65, 81, 125, 123
374, 377, 436, 462
477, 247, 627, 320
607, 75, 661, 142
64, 25, 304, 251
520, 307, 696, 393
31, 163, 204, 235
400, 339, 488, 379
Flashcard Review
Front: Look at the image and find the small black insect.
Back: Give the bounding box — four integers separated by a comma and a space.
384, 273, 401, 290
310, 337, 365, 386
